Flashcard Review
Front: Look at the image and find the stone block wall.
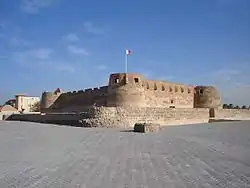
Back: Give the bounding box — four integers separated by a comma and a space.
81, 107, 210, 128
5, 107, 250, 128
143, 80, 194, 108
214, 109, 250, 120
4, 112, 92, 126
144, 90, 194, 108
4, 107, 210, 128
42, 86, 109, 112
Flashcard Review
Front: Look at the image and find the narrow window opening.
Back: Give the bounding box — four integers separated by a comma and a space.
134, 78, 139, 83
169, 87, 172, 92
181, 87, 184, 93
162, 85, 165, 91
170, 99, 174, 104
146, 82, 150, 89
154, 83, 157, 90
175, 86, 178, 92
200, 89, 203, 94
188, 88, 191, 93
115, 78, 119, 84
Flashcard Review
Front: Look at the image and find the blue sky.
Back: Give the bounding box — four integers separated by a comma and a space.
0, 0, 250, 105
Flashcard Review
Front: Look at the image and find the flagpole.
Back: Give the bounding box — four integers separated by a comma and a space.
125, 53, 128, 73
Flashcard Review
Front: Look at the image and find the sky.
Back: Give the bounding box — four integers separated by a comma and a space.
0, 0, 250, 105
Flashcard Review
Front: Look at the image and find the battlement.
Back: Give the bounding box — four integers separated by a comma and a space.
63, 86, 108, 96
108, 73, 144, 86
142, 80, 194, 93
108, 73, 195, 93
40, 73, 222, 113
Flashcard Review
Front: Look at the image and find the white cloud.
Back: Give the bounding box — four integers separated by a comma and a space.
10, 37, 32, 46
83, 22, 105, 35
10, 48, 79, 74
68, 45, 88, 55
62, 33, 80, 43
212, 69, 240, 81
39, 61, 76, 73
20, 0, 58, 14
30, 48, 53, 59
0, 20, 22, 37
12, 48, 53, 64
0, 22, 31, 46
211, 68, 250, 86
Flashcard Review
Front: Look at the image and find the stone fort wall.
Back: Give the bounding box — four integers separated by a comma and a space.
6, 107, 250, 128
214, 109, 250, 120
40, 73, 222, 113
5, 107, 210, 128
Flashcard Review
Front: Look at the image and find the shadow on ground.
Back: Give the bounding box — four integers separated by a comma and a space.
120, 130, 134, 132
208, 119, 242, 123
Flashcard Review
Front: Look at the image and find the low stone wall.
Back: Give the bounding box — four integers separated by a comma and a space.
79, 107, 210, 128
214, 109, 250, 120
5, 107, 250, 128
5, 107, 210, 128
4, 112, 92, 127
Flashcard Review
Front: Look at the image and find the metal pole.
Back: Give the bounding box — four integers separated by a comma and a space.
125, 53, 128, 73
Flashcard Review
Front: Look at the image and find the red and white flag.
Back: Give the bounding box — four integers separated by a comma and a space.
125, 49, 132, 55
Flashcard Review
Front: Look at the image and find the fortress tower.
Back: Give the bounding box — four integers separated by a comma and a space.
107, 73, 146, 107
193, 86, 221, 108
40, 88, 63, 112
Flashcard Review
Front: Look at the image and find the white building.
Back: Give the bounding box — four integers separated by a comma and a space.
15, 94, 40, 112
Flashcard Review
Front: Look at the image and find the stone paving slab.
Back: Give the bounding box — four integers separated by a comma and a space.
0, 120, 250, 188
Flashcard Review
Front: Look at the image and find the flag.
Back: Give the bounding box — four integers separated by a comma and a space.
125, 49, 132, 55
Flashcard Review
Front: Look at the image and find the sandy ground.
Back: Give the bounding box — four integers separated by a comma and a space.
0, 120, 250, 188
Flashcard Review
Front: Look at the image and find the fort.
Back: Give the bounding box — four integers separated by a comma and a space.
5, 73, 250, 128
40, 73, 221, 112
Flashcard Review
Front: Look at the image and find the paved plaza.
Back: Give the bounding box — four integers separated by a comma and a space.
0, 120, 250, 188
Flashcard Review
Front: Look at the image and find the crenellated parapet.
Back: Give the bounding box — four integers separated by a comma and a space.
41, 86, 110, 112
63, 86, 108, 96
40, 73, 222, 112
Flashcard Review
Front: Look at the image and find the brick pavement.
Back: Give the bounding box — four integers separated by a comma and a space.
0, 120, 250, 188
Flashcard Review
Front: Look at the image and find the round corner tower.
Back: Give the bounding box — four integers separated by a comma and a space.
107, 73, 146, 107
194, 85, 221, 108
40, 88, 63, 112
